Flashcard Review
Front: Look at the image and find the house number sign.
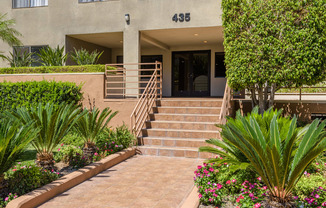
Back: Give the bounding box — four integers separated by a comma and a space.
172, 13, 191, 22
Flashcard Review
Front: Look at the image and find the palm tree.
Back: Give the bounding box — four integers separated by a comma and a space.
200, 108, 326, 207
74, 107, 118, 158
0, 118, 39, 189
5, 102, 86, 169
0, 13, 22, 59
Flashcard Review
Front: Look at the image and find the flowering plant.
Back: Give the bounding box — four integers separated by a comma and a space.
0, 193, 18, 208
296, 186, 326, 207
7, 164, 60, 196
194, 163, 225, 206
235, 178, 267, 208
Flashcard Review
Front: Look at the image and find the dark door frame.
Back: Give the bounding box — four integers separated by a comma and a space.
171, 50, 211, 97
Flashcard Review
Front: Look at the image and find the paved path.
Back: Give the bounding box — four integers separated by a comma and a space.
38, 155, 203, 208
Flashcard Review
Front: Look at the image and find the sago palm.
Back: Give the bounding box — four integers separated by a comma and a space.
200, 108, 326, 207
5, 103, 86, 168
0, 118, 39, 188
74, 107, 118, 157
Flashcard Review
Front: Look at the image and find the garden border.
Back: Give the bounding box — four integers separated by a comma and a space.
180, 186, 200, 208
6, 148, 136, 208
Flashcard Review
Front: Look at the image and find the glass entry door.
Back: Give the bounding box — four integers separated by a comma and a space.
172, 50, 210, 97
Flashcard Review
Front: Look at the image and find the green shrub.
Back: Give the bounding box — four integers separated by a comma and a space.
54, 144, 83, 163
62, 132, 84, 147
70, 48, 103, 65
2, 48, 34, 67
0, 80, 82, 112
103, 124, 135, 148
0, 64, 113, 74
7, 164, 60, 196
293, 174, 326, 201
38, 46, 67, 66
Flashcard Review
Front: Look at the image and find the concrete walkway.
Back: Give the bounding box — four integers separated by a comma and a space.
38, 155, 203, 208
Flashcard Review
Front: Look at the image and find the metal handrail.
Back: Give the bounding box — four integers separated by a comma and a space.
105, 62, 162, 98
220, 82, 233, 125
130, 61, 162, 138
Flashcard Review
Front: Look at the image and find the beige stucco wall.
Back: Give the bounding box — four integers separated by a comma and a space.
0, 73, 137, 128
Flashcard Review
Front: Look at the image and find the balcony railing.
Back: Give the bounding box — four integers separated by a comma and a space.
79, 0, 107, 3
12, 0, 48, 8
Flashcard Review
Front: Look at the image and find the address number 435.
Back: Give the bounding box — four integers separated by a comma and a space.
172, 13, 190, 22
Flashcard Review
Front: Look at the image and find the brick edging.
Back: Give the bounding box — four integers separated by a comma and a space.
7, 148, 136, 208
180, 185, 200, 208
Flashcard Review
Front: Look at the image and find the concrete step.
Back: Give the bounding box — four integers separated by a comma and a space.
152, 106, 221, 114
145, 120, 219, 131
142, 128, 220, 139
138, 146, 215, 159
149, 113, 220, 122
156, 99, 222, 107
141, 137, 212, 148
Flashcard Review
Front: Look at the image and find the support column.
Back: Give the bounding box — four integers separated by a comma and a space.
123, 28, 140, 98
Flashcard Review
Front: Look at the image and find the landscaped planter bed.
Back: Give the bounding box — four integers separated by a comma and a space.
6, 148, 136, 208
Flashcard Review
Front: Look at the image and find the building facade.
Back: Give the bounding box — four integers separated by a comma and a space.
0, 0, 226, 97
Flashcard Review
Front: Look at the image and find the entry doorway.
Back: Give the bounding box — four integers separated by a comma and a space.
172, 50, 211, 97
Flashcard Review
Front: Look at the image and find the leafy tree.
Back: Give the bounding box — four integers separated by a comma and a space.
0, 13, 22, 59
222, 0, 326, 114
38, 45, 67, 66
70, 48, 103, 65
200, 108, 326, 206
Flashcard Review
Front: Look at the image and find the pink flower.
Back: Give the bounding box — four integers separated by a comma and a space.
94, 153, 98, 156
61, 143, 64, 147
254, 203, 261, 208
321, 202, 326, 206
257, 176, 262, 181
14, 195, 17, 199
12, 169, 17, 172
209, 198, 213, 202
197, 165, 202, 170
315, 194, 320, 199
198, 194, 202, 198
226, 180, 231, 184
232, 179, 237, 183
5, 197, 8, 201
58, 148, 61, 152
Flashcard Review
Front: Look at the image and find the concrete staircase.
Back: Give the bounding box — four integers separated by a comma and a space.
138, 98, 222, 158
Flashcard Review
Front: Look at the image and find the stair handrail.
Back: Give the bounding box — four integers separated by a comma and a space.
130, 61, 162, 138
220, 82, 233, 125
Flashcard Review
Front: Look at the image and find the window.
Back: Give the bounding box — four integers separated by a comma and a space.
215, 52, 226, 78
14, 45, 47, 66
13, 0, 48, 8
79, 0, 107, 3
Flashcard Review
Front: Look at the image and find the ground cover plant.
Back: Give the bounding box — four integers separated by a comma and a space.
197, 108, 326, 207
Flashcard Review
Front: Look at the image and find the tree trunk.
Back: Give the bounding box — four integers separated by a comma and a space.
258, 88, 265, 114
83, 142, 96, 160
250, 87, 258, 108
36, 152, 55, 170
269, 83, 276, 108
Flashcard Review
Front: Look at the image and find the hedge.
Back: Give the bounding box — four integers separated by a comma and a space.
0, 80, 83, 112
0, 65, 116, 74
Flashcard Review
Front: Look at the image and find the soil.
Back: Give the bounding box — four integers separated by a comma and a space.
54, 162, 78, 176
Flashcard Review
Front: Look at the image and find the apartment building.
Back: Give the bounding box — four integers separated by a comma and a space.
0, 0, 226, 97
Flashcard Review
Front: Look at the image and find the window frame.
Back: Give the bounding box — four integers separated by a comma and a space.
13, 45, 48, 67
12, 0, 48, 9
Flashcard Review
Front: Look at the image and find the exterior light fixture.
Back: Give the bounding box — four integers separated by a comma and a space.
119, 40, 123, 43
125, 14, 130, 24
194, 33, 199, 36
203, 40, 208, 43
